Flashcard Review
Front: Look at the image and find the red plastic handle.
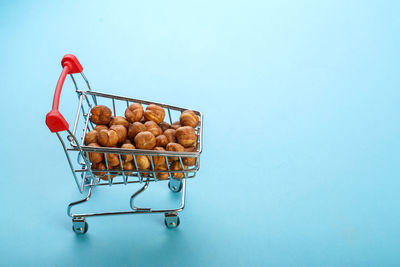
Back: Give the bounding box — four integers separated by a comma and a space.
46, 54, 83, 132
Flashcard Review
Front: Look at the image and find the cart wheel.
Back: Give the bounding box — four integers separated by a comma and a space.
168, 180, 182, 193
72, 217, 88, 234
164, 216, 180, 228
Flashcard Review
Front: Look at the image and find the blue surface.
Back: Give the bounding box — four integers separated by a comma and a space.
1, 0, 399, 266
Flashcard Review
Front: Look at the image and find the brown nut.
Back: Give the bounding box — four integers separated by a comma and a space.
122, 161, 135, 175
87, 143, 103, 164
155, 135, 168, 147
92, 162, 106, 177
180, 110, 199, 128
183, 146, 197, 166
171, 121, 181, 130
123, 139, 132, 145
98, 129, 119, 147
125, 103, 143, 123
163, 129, 176, 144
109, 125, 127, 143
159, 122, 170, 132
139, 116, 148, 123
175, 126, 197, 147
106, 152, 120, 167
134, 131, 156, 150
90, 105, 112, 125
135, 155, 150, 170
166, 142, 184, 162
94, 125, 108, 132
144, 104, 165, 124
120, 143, 135, 162
109, 116, 130, 128
84, 130, 98, 145
128, 122, 146, 141
152, 147, 167, 166
144, 121, 162, 137
171, 161, 188, 179
155, 165, 169, 180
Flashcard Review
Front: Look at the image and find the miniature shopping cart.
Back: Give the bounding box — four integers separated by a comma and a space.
45, 54, 203, 234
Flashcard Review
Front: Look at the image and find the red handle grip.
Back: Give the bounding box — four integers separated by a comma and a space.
46, 54, 83, 132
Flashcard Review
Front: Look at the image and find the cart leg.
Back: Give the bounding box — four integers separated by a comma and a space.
164, 212, 180, 228
72, 217, 88, 234
168, 179, 182, 193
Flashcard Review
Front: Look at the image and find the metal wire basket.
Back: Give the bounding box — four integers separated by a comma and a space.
45, 54, 203, 234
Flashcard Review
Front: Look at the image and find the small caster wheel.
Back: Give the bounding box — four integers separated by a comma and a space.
164, 216, 180, 228
72, 218, 88, 234
168, 180, 182, 192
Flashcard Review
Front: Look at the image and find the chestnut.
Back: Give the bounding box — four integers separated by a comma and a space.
175, 126, 197, 147
171, 121, 181, 130
109, 125, 127, 143
144, 104, 165, 124
134, 131, 156, 150
183, 146, 197, 166
163, 129, 176, 144
128, 122, 146, 141
87, 143, 103, 164
98, 129, 119, 147
94, 125, 108, 132
84, 130, 98, 145
121, 143, 135, 162
90, 105, 112, 125
155, 134, 168, 147
171, 161, 188, 179
125, 103, 144, 123
180, 110, 199, 128
152, 147, 167, 166
159, 122, 170, 132
109, 116, 130, 128
144, 121, 162, 137
166, 142, 184, 162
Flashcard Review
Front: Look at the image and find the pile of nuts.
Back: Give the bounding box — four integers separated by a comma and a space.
85, 103, 199, 180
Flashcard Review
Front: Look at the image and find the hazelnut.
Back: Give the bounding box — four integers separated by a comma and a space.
106, 152, 120, 167
109, 116, 130, 128
155, 165, 169, 180
90, 105, 112, 125
183, 146, 197, 166
144, 104, 165, 124
92, 162, 106, 177
94, 125, 108, 132
84, 130, 98, 145
155, 134, 168, 147
120, 143, 135, 162
123, 139, 132, 145
139, 116, 148, 123
144, 121, 162, 137
122, 161, 135, 175
98, 129, 119, 147
159, 122, 170, 132
153, 147, 167, 166
109, 125, 127, 143
128, 122, 146, 141
125, 103, 144, 123
171, 161, 188, 179
166, 142, 184, 162
134, 131, 156, 150
180, 110, 199, 128
87, 143, 103, 164
175, 126, 197, 147
135, 155, 150, 170
163, 129, 176, 144
171, 121, 181, 130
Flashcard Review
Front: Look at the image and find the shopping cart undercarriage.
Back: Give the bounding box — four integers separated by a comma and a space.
45, 55, 203, 234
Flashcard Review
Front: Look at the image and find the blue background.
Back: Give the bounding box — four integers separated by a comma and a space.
1, 0, 399, 266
